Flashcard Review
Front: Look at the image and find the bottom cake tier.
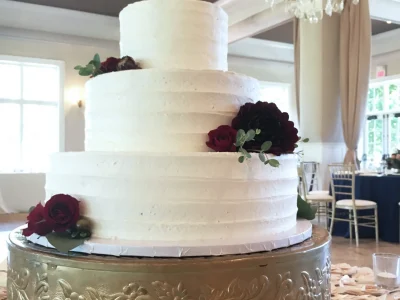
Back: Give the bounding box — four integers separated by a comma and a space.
8, 226, 331, 300
45, 152, 299, 243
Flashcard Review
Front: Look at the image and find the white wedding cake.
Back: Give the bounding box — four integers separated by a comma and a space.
41, 0, 306, 254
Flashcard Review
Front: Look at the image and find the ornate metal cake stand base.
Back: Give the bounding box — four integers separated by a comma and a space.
7, 226, 331, 300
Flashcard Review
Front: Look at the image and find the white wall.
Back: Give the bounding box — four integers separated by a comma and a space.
228, 56, 294, 83
0, 32, 118, 212
371, 51, 400, 79
0, 174, 45, 213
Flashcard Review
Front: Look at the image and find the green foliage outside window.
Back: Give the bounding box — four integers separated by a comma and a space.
363, 82, 400, 162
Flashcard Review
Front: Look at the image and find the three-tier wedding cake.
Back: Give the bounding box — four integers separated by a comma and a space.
26, 0, 311, 257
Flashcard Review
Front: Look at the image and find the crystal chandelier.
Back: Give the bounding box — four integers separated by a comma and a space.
266, 0, 360, 23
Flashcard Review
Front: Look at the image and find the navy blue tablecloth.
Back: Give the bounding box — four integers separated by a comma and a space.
331, 175, 400, 243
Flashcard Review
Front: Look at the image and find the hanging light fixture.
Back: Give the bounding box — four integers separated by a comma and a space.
266, 0, 360, 23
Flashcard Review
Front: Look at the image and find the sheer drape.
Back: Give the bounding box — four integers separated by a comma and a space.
340, 0, 371, 167
293, 18, 301, 125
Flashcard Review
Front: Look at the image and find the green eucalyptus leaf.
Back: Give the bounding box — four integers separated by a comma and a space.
238, 156, 245, 163
240, 148, 251, 159
46, 232, 87, 254
88, 60, 99, 70
268, 159, 280, 168
255, 129, 261, 135
78, 68, 93, 76
297, 194, 317, 220
236, 129, 245, 139
235, 129, 246, 147
258, 152, 266, 163
89, 61, 100, 70
303, 138, 310, 143
261, 141, 272, 152
86, 63, 95, 72
74, 65, 83, 70
92, 53, 101, 69
245, 129, 256, 142
294, 144, 299, 148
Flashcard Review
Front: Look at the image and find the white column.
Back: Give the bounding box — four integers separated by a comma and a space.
299, 15, 346, 189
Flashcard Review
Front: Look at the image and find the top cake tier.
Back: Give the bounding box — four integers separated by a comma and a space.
119, 0, 228, 71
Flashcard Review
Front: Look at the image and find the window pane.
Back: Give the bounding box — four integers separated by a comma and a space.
365, 118, 383, 164
389, 115, 400, 153
373, 87, 384, 112
0, 62, 21, 100
22, 65, 59, 102
0, 103, 20, 172
367, 88, 374, 113
388, 84, 400, 111
22, 104, 58, 172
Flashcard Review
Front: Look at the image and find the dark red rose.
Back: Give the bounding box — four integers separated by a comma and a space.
22, 204, 53, 237
100, 57, 120, 73
43, 194, 80, 232
206, 125, 237, 152
232, 101, 299, 155
117, 56, 141, 70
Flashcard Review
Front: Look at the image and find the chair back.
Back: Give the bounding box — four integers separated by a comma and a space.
328, 163, 356, 206
301, 162, 321, 196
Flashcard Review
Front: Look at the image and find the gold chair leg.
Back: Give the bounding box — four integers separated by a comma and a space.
325, 202, 329, 230
349, 210, 352, 242
318, 203, 321, 224
330, 203, 335, 235
353, 209, 359, 247
375, 207, 379, 244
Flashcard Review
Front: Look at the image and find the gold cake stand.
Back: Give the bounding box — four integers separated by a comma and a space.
7, 226, 331, 300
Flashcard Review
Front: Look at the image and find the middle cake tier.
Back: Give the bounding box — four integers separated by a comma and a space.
85, 69, 260, 152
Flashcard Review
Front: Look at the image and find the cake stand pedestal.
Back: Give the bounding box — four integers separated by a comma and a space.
7, 226, 331, 300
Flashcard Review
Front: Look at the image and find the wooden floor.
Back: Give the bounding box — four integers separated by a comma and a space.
331, 236, 400, 268
0, 214, 399, 269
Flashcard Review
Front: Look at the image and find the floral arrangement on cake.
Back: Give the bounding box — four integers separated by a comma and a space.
387, 149, 400, 172
206, 101, 308, 167
22, 194, 91, 253
75, 53, 140, 78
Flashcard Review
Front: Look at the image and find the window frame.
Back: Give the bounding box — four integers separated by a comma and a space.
360, 74, 400, 161
0, 55, 65, 173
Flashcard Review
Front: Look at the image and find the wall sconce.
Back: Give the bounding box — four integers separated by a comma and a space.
66, 87, 84, 108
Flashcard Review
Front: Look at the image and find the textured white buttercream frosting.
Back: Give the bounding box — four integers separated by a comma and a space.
85, 69, 260, 152
45, 152, 298, 242
119, 0, 228, 70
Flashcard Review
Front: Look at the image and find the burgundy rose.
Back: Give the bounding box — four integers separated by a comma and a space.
22, 204, 53, 237
206, 125, 237, 152
117, 56, 141, 70
232, 101, 299, 155
43, 194, 80, 232
100, 57, 120, 73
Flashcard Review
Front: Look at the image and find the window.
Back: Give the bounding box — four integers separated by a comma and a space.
259, 82, 291, 115
359, 76, 400, 165
0, 56, 64, 173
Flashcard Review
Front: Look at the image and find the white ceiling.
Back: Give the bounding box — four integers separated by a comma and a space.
253, 19, 400, 44
8, 0, 400, 45
11, 0, 217, 16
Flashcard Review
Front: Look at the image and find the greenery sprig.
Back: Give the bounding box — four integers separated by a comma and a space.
293, 137, 310, 158
235, 129, 280, 167
74, 54, 102, 77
